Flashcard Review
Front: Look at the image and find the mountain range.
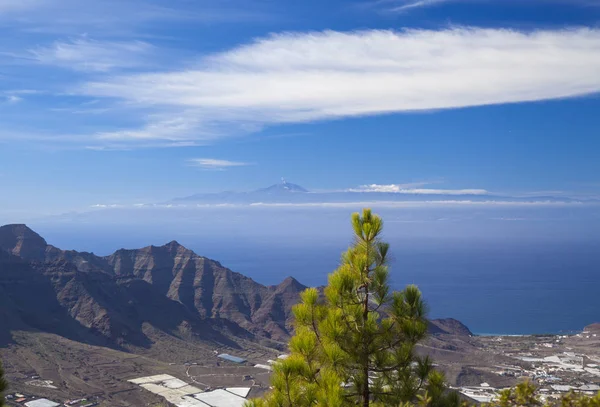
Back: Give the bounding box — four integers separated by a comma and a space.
0, 224, 308, 350
0, 224, 471, 352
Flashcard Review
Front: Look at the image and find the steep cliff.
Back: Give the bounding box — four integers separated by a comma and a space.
0, 225, 306, 347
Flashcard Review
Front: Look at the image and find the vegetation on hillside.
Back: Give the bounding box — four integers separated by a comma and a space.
247, 209, 459, 407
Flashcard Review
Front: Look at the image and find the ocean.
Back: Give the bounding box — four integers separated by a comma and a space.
197, 237, 600, 336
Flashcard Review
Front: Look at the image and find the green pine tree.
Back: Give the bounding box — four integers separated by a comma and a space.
247, 209, 459, 407
0, 358, 7, 407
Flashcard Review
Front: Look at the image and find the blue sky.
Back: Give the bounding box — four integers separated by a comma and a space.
2, 0, 600, 219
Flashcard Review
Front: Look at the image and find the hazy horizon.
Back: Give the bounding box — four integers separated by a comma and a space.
14, 208, 598, 336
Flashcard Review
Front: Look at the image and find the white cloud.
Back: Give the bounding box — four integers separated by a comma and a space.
5, 89, 44, 95
84, 200, 593, 211
188, 158, 250, 170
90, 204, 121, 208
345, 181, 436, 191
1, 90, 38, 105
96, 115, 205, 141
84, 141, 201, 151
30, 38, 154, 72
388, 0, 450, 12
375, 0, 600, 13
82, 112, 255, 149
75, 27, 600, 146
247, 200, 589, 208
5, 95, 22, 104
350, 184, 489, 194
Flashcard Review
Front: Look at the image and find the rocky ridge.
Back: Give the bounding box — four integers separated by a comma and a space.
0, 224, 305, 349
0, 224, 473, 353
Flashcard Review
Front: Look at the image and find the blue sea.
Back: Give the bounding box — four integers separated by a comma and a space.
197, 238, 600, 335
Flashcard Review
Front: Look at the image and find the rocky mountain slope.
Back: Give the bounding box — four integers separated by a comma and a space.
0, 224, 306, 350
428, 318, 473, 336
585, 323, 600, 333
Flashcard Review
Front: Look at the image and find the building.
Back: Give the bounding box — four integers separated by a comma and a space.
217, 354, 247, 364
24, 399, 60, 407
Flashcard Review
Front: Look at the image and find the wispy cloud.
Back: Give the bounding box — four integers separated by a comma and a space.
30, 38, 154, 72
96, 115, 207, 141
81, 112, 258, 149
345, 181, 435, 191
4, 26, 600, 149
349, 184, 488, 195
387, 0, 451, 12
84, 141, 201, 151
5, 95, 22, 104
71, 27, 600, 148
4, 89, 44, 95
247, 200, 588, 208
372, 0, 600, 14
187, 158, 251, 170
87, 200, 593, 210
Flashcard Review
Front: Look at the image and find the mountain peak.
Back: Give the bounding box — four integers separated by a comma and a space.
163, 240, 192, 253
256, 181, 308, 194
0, 224, 48, 261
165, 240, 183, 248
276, 276, 307, 292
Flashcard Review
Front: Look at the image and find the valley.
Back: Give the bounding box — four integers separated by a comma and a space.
3, 325, 599, 406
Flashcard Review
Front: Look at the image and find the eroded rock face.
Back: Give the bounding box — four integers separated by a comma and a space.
0, 224, 48, 261
0, 224, 307, 347
103, 240, 306, 341
428, 318, 473, 336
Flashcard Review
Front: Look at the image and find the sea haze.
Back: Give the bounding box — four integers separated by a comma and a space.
27, 201, 600, 336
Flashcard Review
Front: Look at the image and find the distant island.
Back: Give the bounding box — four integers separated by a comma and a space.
168, 181, 596, 205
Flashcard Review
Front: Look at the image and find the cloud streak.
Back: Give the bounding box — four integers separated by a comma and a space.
247, 200, 589, 208
188, 158, 251, 170
349, 184, 489, 194
86, 200, 593, 210
30, 38, 154, 72
74, 27, 600, 147
375, 0, 600, 13
5, 95, 22, 104
388, 0, 451, 12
